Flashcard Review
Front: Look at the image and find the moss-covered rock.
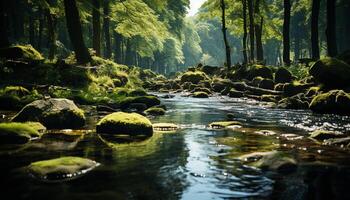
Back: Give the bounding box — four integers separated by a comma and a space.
128, 89, 148, 97
120, 96, 161, 109
0, 122, 46, 144
278, 95, 309, 109
144, 107, 166, 116
12, 98, 85, 129
212, 78, 233, 92
252, 76, 264, 87
246, 65, 273, 80
228, 89, 244, 98
0, 45, 44, 61
283, 82, 311, 96
192, 91, 209, 98
180, 71, 208, 84
309, 130, 344, 141
309, 90, 350, 115
209, 121, 243, 129
309, 57, 350, 88
200, 65, 220, 76
27, 156, 99, 182
274, 67, 293, 83
191, 87, 212, 94
96, 112, 153, 136
258, 79, 274, 90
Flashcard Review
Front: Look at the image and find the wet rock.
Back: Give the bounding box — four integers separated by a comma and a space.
153, 123, 178, 131
180, 71, 208, 84
192, 92, 209, 98
191, 87, 212, 94
27, 157, 99, 182
254, 130, 277, 136
144, 107, 166, 116
310, 57, 350, 88
309, 90, 350, 115
209, 121, 243, 129
283, 82, 312, 97
200, 65, 220, 76
228, 89, 244, 98
120, 96, 161, 109
0, 122, 46, 144
212, 78, 233, 93
96, 112, 153, 136
128, 89, 148, 97
252, 76, 264, 87
323, 137, 350, 147
278, 95, 309, 109
240, 151, 297, 173
258, 79, 275, 90
275, 67, 293, 83
12, 98, 85, 129
309, 130, 344, 141
246, 65, 273, 80
160, 94, 175, 99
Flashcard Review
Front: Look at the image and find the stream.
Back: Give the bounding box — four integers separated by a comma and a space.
1, 94, 350, 200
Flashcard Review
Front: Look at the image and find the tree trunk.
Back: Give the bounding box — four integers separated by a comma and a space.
0, 1, 10, 48
254, 0, 263, 62
220, 0, 232, 71
125, 39, 134, 66
37, 8, 44, 51
46, 0, 56, 60
283, 0, 291, 66
63, 0, 91, 64
92, 0, 101, 56
103, 0, 111, 58
311, 0, 320, 59
29, 7, 35, 46
247, 0, 255, 62
242, 0, 248, 64
326, 0, 338, 57
114, 31, 122, 63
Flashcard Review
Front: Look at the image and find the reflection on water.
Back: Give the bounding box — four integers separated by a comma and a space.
1, 94, 350, 199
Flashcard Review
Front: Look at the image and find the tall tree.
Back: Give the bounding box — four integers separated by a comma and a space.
103, 0, 111, 58
311, 0, 320, 59
254, 0, 264, 62
92, 0, 101, 56
63, 0, 91, 64
0, 1, 10, 47
283, 0, 291, 66
46, 0, 56, 60
247, 0, 255, 61
326, 0, 338, 57
242, 0, 248, 64
220, 0, 232, 70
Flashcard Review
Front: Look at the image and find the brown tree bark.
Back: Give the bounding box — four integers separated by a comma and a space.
0, 1, 10, 47
254, 0, 264, 62
311, 0, 320, 59
326, 0, 338, 57
242, 0, 248, 64
103, 0, 111, 58
247, 0, 255, 61
283, 0, 291, 66
92, 0, 101, 56
220, 0, 232, 70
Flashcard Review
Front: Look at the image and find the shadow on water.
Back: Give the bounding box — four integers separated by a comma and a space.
1, 93, 350, 199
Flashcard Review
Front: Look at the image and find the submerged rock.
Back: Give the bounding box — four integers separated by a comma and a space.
0, 122, 46, 144
12, 98, 85, 129
309, 90, 350, 115
144, 107, 166, 116
27, 156, 99, 182
209, 121, 243, 129
96, 112, 153, 136
153, 123, 178, 131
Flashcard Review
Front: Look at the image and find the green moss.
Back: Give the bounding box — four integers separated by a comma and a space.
209, 121, 243, 129
192, 91, 209, 98
0, 122, 46, 144
180, 71, 209, 84
0, 45, 44, 61
128, 88, 147, 97
27, 156, 99, 182
191, 87, 212, 94
246, 65, 273, 80
144, 107, 166, 116
120, 96, 161, 109
96, 112, 153, 136
309, 90, 350, 115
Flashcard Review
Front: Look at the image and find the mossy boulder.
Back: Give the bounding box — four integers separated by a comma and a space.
278, 95, 309, 109
252, 76, 264, 87
192, 92, 209, 98
209, 121, 243, 129
309, 130, 344, 141
120, 96, 161, 109
212, 78, 233, 92
96, 112, 153, 136
309, 90, 350, 115
0, 122, 46, 144
128, 89, 148, 97
0, 45, 44, 61
200, 65, 220, 76
191, 87, 212, 94
274, 67, 293, 83
27, 157, 99, 182
12, 98, 86, 129
180, 71, 208, 84
229, 89, 244, 98
258, 79, 275, 90
144, 107, 166, 116
309, 57, 350, 88
247, 65, 273, 80
283, 82, 311, 96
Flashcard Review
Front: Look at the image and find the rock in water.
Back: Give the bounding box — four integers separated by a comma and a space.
27, 157, 99, 182
309, 90, 350, 115
96, 112, 153, 136
309, 57, 350, 88
12, 98, 85, 129
0, 122, 46, 144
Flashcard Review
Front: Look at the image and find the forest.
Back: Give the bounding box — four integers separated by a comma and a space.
0, 0, 350, 199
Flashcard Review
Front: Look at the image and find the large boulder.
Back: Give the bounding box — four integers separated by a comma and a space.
278, 94, 309, 109
246, 65, 273, 80
96, 112, 153, 136
0, 122, 46, 144
0, 45, 44, 61
309, 57, 350, 88
258, 79, 275, 90
180, 71, 208, 84
200, 65, 220, 76
12, 98, 85, 129
275, 67, 293, 83
27, 156, 99, 182
309, 90, 350, 115
120, 96, 161, 109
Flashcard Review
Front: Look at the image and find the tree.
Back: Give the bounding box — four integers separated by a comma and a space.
247, 0, 255, 61
311, 0, 320, 59
242, 0, 248, 64
220, 0, 232, 70
92, 0, 101, 56
63, 0, 92, 64
103, 0, 111, 58
254, 0, 264, 62
283, 0, 291, 66
0, 1, 10, 47
326, 0, 338, 57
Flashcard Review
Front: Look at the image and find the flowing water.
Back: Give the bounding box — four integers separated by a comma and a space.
1, 94, 350, 200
